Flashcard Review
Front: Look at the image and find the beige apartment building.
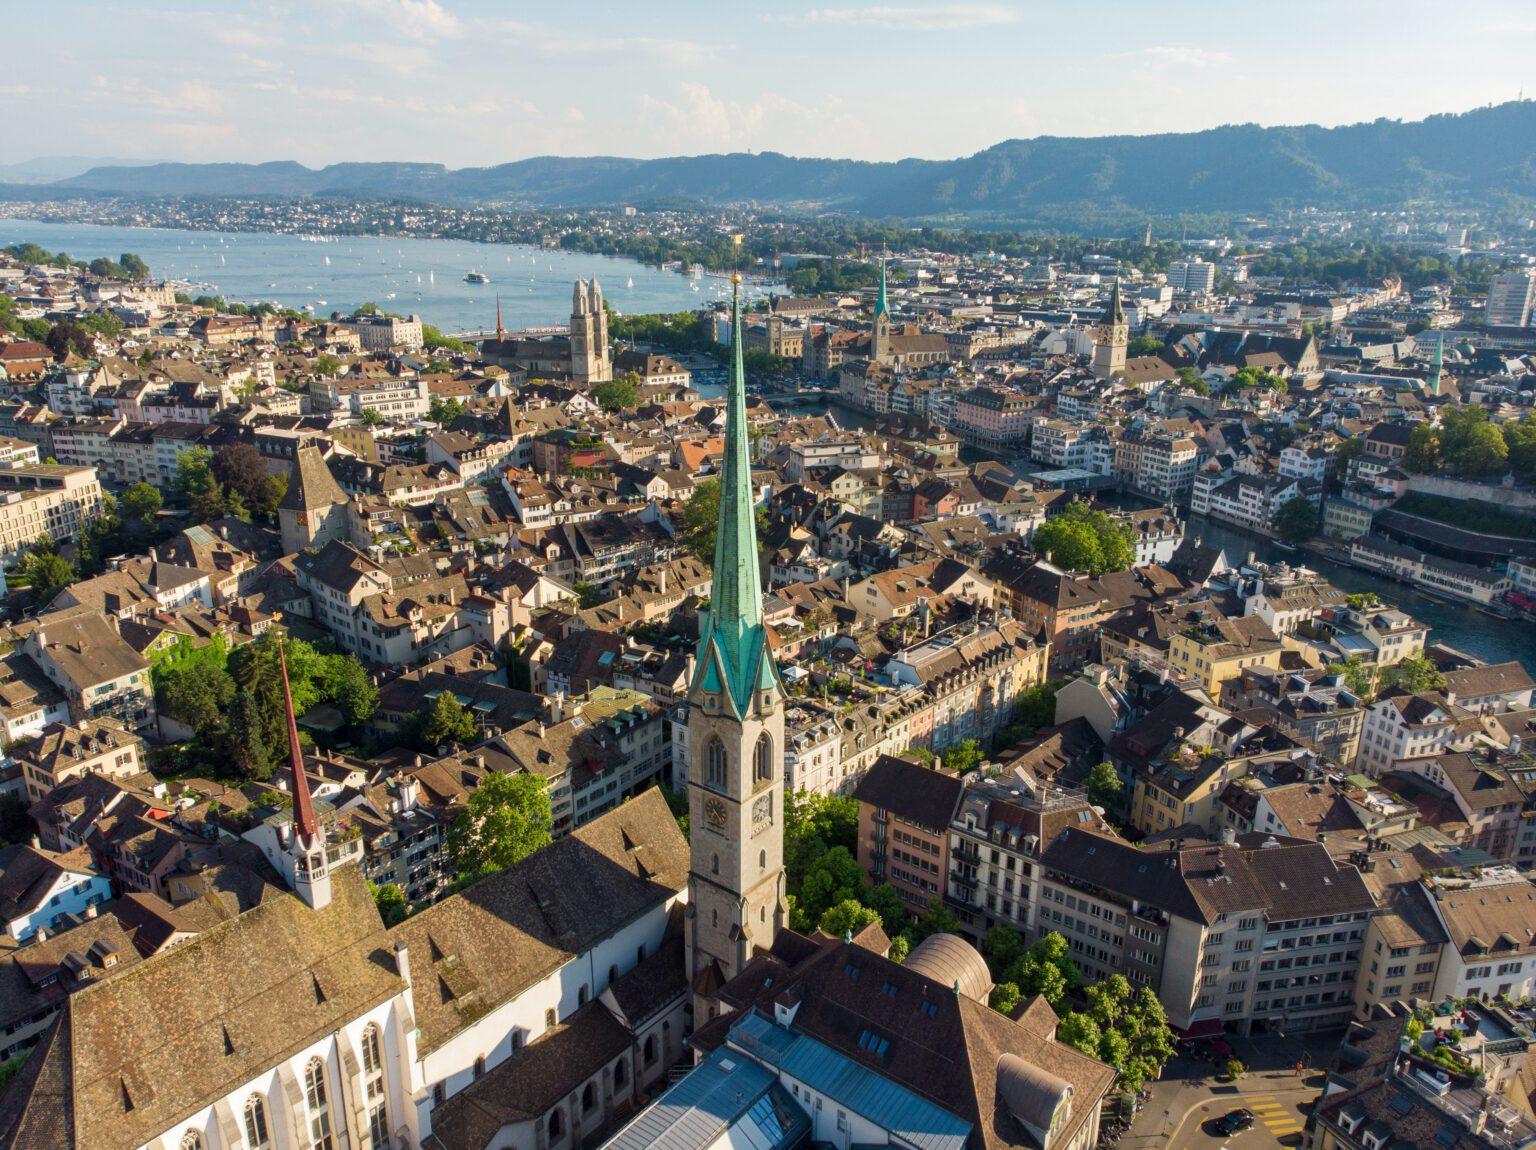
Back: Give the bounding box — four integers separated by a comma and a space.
0, 465, 104, 566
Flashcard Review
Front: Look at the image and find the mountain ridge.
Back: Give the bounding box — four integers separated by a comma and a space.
40, 103, 1536, 219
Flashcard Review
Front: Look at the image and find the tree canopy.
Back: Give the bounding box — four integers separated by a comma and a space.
446, 771, 553, 882
1272, 495, 1319, 546
1032, 503, 1136, 576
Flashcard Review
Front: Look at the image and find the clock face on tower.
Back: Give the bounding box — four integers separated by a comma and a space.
705, 796, 727, 831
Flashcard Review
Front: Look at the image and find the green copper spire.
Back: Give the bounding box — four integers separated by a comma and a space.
1428, 333, 1444, 396
1105, 278, 1125, 325
692, 277, 778, 713
875, 251, 890, 319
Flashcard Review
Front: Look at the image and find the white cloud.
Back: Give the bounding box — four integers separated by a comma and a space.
329, 0, 460, 39
788, 4, 1019, 31
637, 82, 870, 158
1121, 46, 1232, 68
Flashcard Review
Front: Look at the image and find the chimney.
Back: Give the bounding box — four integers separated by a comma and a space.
1511, 735, 1523, 757
548, 692, 566, 724
393, 940, 412, 985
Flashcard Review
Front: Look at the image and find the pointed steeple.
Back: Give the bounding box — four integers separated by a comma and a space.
1104, 279, 1125, 325
1428, 333, 1444, 396
279, 638, 320, 848
495, 293, 504, 338
691, 276, 778, 713
573, 279, 587, 316
875, 250, 890, 320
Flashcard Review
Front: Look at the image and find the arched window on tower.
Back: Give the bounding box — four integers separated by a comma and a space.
706, 738, 726, 788
754, 733, 774, 785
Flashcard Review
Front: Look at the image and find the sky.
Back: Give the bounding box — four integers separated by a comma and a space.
5, 0, 1535, 168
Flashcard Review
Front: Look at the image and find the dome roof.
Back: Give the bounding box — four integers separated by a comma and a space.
997, 1053, 1073, 1134
905, 932, 993, 1002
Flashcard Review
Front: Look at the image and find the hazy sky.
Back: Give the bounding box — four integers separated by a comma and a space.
7, 0, 1535, 167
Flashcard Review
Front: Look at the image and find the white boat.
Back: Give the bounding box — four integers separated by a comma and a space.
386, 292, 396, 299
429, 271, 435, 284
323, 255, 331, 265
626, 277, 634, 288
317, 300, 327, 306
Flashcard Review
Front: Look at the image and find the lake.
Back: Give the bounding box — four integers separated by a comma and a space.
0, 218, 763, 333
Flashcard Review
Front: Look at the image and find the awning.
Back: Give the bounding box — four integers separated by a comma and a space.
1176, 1018, 1226, 1041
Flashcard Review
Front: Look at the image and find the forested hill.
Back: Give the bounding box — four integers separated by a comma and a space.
47, 103, 1536, 219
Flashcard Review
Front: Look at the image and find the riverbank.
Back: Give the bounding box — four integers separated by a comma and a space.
1187, 515, 1536, 667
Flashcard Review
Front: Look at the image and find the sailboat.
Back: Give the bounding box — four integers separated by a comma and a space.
626, 277, 634, 288
324, 255, 331, 265
428, 270, 435, 284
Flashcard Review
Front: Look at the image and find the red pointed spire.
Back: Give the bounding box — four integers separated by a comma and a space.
495, 293, 504, 338
279, 637, 320, 848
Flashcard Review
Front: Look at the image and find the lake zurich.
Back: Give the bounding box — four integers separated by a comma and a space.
0, 218, 742, 333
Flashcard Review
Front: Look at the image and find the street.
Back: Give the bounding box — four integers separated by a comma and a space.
1118, 1030, 1340, 1149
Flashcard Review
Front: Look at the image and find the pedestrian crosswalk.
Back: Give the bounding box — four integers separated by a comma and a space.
1241, 1094, 1304, 1137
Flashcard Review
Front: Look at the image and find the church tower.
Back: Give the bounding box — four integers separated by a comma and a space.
686, 275, 786, 1000
243, 640, 332, 910
1427, 332, 1444, 397
1091, 278, 1128, 380
871, 253, 892, 365
569, 278, 613, 384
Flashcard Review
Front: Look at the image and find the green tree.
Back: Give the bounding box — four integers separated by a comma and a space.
1065, 976, 1175, 1092
20, 545, 75, 606
422, 324, 470, 352
1379, 654, 1445, 695
1033, 503, 1136, 576
1086, 761, 1123, 813
983, 924, 1028, 978
1272, 496, 1318, 546
682, 477, 722, 562
989, 982, 1023, 1015
119, 253, 150, 279
1175, 366, 1209, 396
908, 898, 962, 946
1327, 654, 1375, 699
175, 447, 227, 523
446, 770, 553, 882
592, 372, 642, 412
359, 407, 384, 426
212, 443, 282, 520
942, 738, 983, 774
1403, 424, 1441, 473
120, 482, 163, 531
1001, 932, 1080, 1014
371, 882, 409, 927
314, 353, 343, 378
405, 690, 480, 751
158, 661, 237, 733
1057, 1012, 1103, 1057
1457, 423, 1509, 476
317, 653, 378, 726
796, 846, 867, 930
429, 395, 467, 425
572, 582, 602, 609
225, 687, 272, 781
819, 898, 880, 939
888, 934, 911, 963
1505, 414, 1536, 484
863, 883, 907, 933
1127, 335, 1164, 357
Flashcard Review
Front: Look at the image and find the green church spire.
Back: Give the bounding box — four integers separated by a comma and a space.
1428, 333, 1444, 396
875, 249, 890, 319
692, 277, 778, 713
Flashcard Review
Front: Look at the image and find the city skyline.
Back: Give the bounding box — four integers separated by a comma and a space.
6, 0, 1535, 169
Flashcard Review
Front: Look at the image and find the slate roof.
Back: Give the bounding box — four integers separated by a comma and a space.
852, 755, 965, 833
386, 787, 688, 1054
0, 868, 400, 1150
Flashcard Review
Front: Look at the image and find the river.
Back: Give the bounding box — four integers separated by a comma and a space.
0, 219, 768, 332
1186, 515, 1536, 668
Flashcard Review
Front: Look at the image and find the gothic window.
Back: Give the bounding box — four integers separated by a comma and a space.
644, 1035, 658, 1066
244, 1097, 271, 1149
712, 854, 719, 875
360, 1024, 389, 1148
754, 734, 775, 784
549, 1109, 564, 1140
711, 908, 718, 928
614, 1058, 628, 1088
759, 850, 766, 870
303, 1058, 334, 1150
582, 1082, 596, 1112
706, 738, 726, 788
